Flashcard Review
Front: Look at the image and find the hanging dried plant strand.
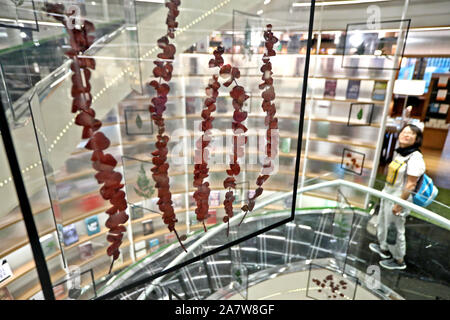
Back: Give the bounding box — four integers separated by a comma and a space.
45, 3, 129, 272
239, 24, 279, 226
193, 47, 224, 232
148, 0, 186, 252
220, 60, 249, 236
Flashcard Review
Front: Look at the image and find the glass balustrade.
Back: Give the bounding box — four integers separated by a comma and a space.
95, 174, 449, 300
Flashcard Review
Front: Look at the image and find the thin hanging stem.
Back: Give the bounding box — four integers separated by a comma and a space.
173, 228, 187, 252
238, 211, 249, 227
108, 259, 115, 275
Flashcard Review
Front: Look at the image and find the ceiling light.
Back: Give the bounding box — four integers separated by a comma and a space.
293, 0, 390, 7
264, 0, 271, 4
257, 9, 264, 15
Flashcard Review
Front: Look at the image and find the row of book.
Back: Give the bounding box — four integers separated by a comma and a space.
428, 103, 449, 115
185, 79, 387, 116
323, 79, 386, 101
37, 215, 102, 262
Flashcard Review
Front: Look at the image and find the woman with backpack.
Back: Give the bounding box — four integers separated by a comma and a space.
369, 124, 426, 270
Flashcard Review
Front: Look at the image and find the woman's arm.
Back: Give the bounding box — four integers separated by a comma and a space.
392, 175, 420, 215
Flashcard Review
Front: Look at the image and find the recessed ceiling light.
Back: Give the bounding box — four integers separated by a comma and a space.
257, 9, 264, 15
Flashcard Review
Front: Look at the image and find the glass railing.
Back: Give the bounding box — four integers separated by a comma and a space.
93, 175, 449, 300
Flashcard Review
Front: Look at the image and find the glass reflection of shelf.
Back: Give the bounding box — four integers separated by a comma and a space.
18, 239, 132, 300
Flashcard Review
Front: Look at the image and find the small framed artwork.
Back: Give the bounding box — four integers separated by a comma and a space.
347, 103, 374, 127
341, 148, 365, 176
341, 19, 411, 71
124, 108, 153, 136
306, 263, 359, 300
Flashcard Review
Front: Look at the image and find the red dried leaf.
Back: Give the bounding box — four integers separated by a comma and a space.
233, 110, 248, 122
219, 64, 231, 78
85, 132, 110, 151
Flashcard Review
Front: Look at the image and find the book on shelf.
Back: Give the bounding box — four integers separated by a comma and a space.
80, 194, 103, 212
148, 238, 160, 252
280, 137, 292, 153
293, 101, 301, 114
209, 191, 220, 207
439, 103, 449, 114
84, 215, 100, 236
438, 76, 449, 88
316, 121, 329, 139
40, 234, 58, 257
196, 36, 209, 53
372, 81, 387, 101
429, 103, 440, 113
0, 259, 13, 284
294, 57, 305, 77
216, 97, 227, 114
370, 57, 385, 70
185, 97, 196, 115
436, 89, 448, 101
0, 287, 14, 300
78, 241, 94, 261
206, 210, 217, 225
62, 224, 79, 246
131, 205, 144, 220
142, 219, 155, 236
345, 57, 359, 76
324, 80, 337, 98
188, 212, 197, 226
324, 57, 335, 73
346, 80, 361, 100
135, 240, 147, 259
397, 63, 415, 80
164, 232, 176, 244
189, 57, 198, 75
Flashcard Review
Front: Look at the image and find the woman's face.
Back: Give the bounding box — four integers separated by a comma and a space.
399, 126, 417, 147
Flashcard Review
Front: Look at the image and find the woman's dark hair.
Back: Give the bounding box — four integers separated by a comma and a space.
400, 124, 423, 148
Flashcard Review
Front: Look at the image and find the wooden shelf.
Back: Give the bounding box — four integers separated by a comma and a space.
307, 152, 374, 169
308, 134, 377, 149
171, 74, 389, 82
308, 115, 381, 127
0, 224, 55, 260
0, 180, 293, 260
57, 256, 134, 300
17, 239, 131, 300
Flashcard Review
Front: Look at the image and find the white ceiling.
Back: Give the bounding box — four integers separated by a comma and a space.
246, 0, 450, 31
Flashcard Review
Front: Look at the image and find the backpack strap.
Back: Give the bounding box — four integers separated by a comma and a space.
403, 151, 424, 193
